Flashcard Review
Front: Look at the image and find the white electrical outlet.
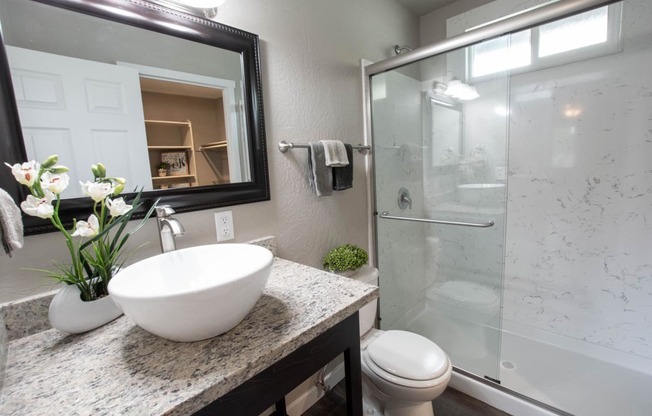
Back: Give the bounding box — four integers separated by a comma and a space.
215, 210, 234, 242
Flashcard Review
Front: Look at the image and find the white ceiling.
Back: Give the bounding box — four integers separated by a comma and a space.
395, 0, 460, 16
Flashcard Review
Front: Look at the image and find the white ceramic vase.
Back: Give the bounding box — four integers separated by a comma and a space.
48, 283, 123, 334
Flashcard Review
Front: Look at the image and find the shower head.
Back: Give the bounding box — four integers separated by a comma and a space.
394, 45, 413, 55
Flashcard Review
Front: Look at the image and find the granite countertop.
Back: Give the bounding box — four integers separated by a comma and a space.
0, 258, 378, 415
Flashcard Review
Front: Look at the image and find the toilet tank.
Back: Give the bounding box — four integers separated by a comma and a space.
349, 265, 379, 337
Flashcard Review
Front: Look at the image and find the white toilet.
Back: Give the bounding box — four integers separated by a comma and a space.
351, 266, 452, 416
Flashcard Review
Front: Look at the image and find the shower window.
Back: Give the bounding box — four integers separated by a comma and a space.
539, 6, 609, 57
469, 30, 531, 78
469, 3, 623, 79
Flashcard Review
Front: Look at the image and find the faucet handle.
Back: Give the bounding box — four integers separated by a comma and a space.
397, 187, 412, 210
156, 205, 175, 218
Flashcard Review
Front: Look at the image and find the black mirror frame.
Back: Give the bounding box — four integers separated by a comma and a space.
0, 0, 270, 235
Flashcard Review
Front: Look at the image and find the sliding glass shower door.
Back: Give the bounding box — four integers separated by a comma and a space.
371, 44, 509, 381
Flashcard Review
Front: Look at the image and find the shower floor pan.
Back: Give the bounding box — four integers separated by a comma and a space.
499, 323, 652, 416
404, 307, 652, 416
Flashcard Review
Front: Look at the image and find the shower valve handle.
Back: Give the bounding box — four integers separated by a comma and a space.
398, 187, 412, 210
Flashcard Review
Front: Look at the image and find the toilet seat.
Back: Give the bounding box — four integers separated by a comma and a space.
363, 330, 450, 389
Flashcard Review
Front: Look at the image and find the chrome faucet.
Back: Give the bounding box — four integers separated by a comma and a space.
156, 205, 185, 252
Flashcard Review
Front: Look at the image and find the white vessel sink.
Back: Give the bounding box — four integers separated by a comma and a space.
108, 243, 274, 342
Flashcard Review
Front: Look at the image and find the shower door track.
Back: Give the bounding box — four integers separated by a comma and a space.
453, 367, 574, 416
364, 0, 620, 77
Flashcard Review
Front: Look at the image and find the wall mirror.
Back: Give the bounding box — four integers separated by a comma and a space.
0, 0, 269, 234
427, 92, 462, 167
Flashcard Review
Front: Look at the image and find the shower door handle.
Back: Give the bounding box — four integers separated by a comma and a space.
378, 211, 494, 228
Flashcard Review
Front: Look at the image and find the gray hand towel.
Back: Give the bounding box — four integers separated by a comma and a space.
0, 188, 24, 256
333, 144, 353, 191
308, 142, 333, 197
320, 140, 349, 167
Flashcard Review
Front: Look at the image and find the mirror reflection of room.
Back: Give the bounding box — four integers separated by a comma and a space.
139, 77, 232, 190
0, 0, 250, 198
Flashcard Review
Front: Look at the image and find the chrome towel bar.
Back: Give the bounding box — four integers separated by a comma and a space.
378, 211, 494, 228
278, 140, 371, 154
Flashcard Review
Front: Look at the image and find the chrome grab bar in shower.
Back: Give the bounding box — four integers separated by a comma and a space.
378, 211, 494, 228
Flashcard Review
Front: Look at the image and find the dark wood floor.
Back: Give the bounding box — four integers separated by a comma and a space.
304, 379, 511, 416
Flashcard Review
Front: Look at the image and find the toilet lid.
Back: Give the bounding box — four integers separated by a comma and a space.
366, 330, 449, 381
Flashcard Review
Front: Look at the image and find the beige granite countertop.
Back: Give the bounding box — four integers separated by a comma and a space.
0, 258, 378, 415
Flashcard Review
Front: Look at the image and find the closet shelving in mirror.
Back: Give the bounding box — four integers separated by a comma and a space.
198, 140, 229, 184
145, 119, 198, 189
200, 141, 228, 150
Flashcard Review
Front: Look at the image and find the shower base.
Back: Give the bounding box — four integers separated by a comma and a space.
499, 321, 652, 416
401, 305, 652, 416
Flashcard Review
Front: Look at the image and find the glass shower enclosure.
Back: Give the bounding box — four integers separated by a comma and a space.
372, 42, 509, 383
368, 1, 652, 415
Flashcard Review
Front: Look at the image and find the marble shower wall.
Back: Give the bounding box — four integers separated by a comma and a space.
502, 0, 652, 360
372, 71, 427, 329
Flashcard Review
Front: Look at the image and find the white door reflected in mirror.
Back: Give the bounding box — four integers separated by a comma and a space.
8, 46, 152, 197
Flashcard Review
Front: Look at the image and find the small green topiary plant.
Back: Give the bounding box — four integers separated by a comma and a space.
323, 244, 368, 272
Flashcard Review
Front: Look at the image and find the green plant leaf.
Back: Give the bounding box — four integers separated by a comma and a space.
323, 244, 368, 271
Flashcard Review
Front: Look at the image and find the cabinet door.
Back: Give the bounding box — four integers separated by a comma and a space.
7, 46, 152, 197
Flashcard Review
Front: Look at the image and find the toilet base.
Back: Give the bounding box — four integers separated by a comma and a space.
362, 373, 435, 416
385, 401, 434, 416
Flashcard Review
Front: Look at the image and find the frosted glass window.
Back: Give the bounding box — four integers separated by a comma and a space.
471, 31, 531, 78
467, 3, 621, 79
539, 7, 609, 57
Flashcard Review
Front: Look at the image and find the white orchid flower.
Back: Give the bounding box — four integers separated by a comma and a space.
40, 171, 70, 195
106, 197, 132, 217
5, 160, 40, 187
71, 214, 100, 238
80, 181, 114, 202
20, 191, 55, 219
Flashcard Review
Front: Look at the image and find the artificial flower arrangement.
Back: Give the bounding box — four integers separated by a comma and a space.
6, 155, 156, 301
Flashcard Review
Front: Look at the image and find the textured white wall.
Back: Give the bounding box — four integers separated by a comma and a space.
0, 0, 419, 303
419, 0, 496, 45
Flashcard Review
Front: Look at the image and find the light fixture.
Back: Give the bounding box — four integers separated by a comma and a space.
443, 80, 480, 101
150, 0, 226, 19
563, 104, 583, 118
431, 80, 480, 102
428, 88, 455, 107
432, 81, 448, 95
